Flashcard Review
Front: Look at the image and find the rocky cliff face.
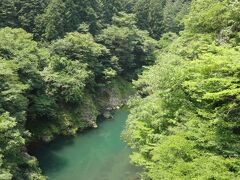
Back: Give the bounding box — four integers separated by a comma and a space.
35, 78, 134, 142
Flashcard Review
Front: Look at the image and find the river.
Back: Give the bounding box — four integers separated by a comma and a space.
31, 108, 139, 180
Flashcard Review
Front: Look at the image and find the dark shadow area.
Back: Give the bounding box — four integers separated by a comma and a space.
33, 145, 69, 175
48, 136, 75, 151
28, 135, 75, 153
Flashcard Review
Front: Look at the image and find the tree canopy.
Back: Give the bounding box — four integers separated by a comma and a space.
0, 0, 240, 179
123, 0, 240, 179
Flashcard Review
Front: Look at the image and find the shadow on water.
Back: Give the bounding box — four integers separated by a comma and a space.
47, 136, 75, 151
34, 145, 68, 174
29, 136, 77, 174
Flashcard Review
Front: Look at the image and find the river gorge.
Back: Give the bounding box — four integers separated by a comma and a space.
31, 108, 139, 180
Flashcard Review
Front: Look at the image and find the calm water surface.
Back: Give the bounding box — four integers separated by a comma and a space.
32, 108, 139, 180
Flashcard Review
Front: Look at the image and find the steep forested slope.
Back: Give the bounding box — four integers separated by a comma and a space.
1, 0, 239, 179
124, 0, 240, 179
0, 1, 158, 179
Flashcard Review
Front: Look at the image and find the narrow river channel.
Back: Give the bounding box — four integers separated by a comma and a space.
32, 108, 139, 180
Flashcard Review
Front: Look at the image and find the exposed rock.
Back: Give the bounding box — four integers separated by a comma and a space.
92, 122, 98, 128
103, 111, 113, 119
42, 135, 53, 143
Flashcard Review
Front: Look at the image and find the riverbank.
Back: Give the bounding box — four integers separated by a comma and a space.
27, 78, 135, 143
30, 108, 140, 180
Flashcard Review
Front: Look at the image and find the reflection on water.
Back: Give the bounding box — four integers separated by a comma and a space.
31, 109, 140, 180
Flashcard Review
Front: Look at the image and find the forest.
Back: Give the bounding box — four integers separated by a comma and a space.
0, 0, 239, 179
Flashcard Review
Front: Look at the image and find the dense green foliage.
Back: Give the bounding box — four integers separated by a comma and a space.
124, 0, 240, 179
0, 1, 157, 179
0, 0, 131, 40
0, 0, 190, 40
0, 113, 44, 179
97, 12, 157, 79
132, 0, 190, 39
1, 0, 239, 179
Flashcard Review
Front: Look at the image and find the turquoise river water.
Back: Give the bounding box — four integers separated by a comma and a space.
32, 108, 139, 180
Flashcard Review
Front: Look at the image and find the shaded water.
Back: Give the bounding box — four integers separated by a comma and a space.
32, 108, 139, 180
